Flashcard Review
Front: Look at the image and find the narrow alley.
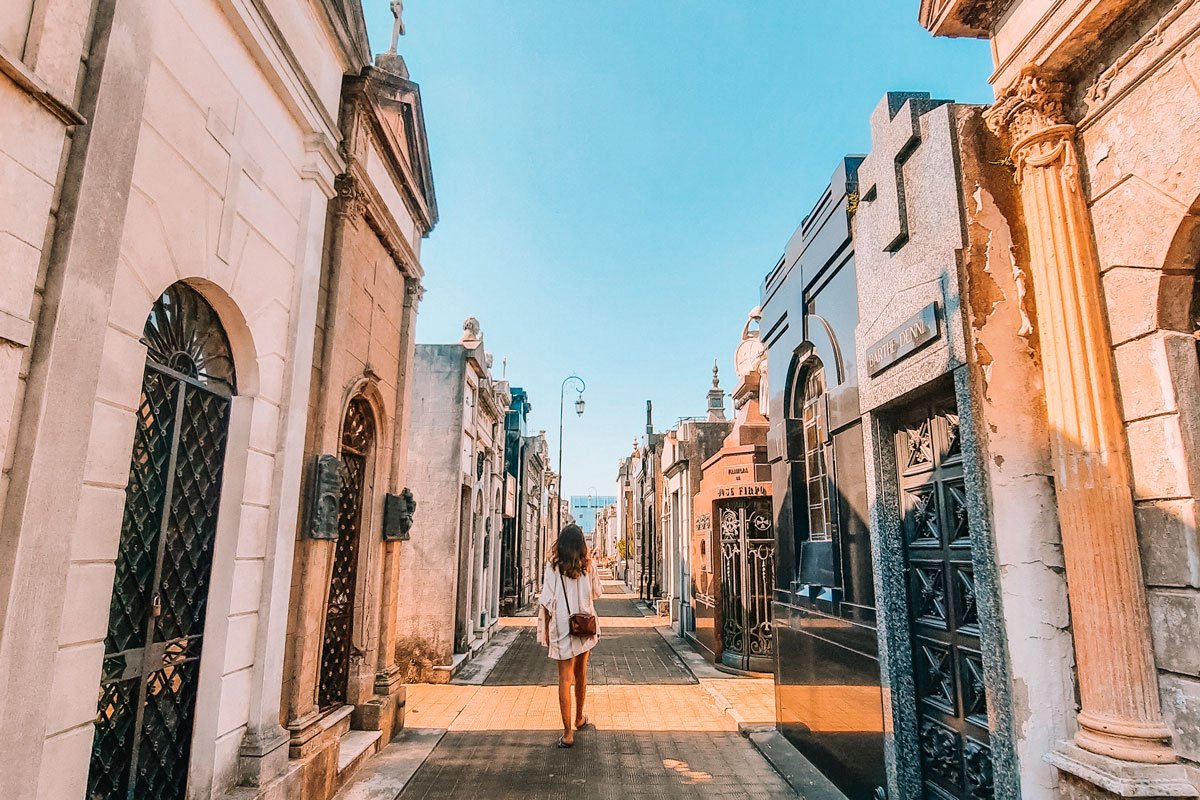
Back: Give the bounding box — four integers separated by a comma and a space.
337, 582, 796, 800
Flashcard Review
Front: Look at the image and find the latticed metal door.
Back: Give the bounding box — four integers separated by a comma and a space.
88, 284, 236, 800
718, 498, 776, 672
318, 397, 374, 710
896, 403, 994, 799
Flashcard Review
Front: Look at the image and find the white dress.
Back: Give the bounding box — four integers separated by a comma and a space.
537, 561, 602, 661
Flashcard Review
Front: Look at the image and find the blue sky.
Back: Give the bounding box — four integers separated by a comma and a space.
363, 1, 993, 498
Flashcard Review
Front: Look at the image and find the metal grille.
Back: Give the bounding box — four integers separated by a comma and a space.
318, 398, 374, 710
898, 403, 993, 800
718, 499, 776, 671
89, 284, 234, 800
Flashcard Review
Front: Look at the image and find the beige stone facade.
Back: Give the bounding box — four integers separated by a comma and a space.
0, 2, 435, 799
922, 0, 1200, 795
277, 49, 436, 799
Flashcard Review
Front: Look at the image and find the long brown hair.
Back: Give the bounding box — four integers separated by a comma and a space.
551, 524, 590, 579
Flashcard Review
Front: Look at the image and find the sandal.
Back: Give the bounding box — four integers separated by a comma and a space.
575, 717, 592, 730
556, 736, 574, 749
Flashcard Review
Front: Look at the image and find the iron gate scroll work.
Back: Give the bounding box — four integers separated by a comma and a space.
897, 405, 994, 800
88, 284, 236, 800
718, 498, 776, 672
318, 397, 375, 710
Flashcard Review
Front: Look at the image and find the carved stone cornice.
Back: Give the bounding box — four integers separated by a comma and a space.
919, 0, 1009, 38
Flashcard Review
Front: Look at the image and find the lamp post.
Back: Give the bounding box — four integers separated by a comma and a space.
557, 375, 586, 536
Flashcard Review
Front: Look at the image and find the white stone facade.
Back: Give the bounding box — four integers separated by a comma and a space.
397, 334, 508, 672
0, 2, 415, 798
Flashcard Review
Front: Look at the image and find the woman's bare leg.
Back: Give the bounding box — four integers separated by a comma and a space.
573, 651, 590, 728
556, 658, 575, 745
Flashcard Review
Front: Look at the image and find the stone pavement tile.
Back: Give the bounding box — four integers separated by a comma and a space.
397, 730, 797, 799
485, 626, 696, 687
347, 590, 798, 800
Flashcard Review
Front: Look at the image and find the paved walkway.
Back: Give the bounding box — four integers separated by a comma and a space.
339, 585, 796, 800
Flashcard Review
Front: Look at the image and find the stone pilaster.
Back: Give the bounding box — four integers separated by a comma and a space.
984, 66, 1174, 767
364, 278, 422, 739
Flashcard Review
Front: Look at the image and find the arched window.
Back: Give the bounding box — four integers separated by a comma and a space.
800, 363, 833, 543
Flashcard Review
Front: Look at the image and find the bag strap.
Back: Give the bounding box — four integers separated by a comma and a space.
560, 572, 572, 616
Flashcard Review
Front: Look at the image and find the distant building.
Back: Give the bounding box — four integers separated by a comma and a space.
569, 495, 617, 537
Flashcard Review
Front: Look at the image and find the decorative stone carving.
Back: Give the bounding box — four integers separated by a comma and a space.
382, 488, 417, 541
461, 316, 481, 343
334, 173, 367, 224
404, 279, 425, 308
987, 64, 1177, 766
984, 66, 1074, 183
1088, 0, 1195, 104
306, 454, 342, 540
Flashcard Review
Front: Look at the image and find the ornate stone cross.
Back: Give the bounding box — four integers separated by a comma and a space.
206, 105, 262, 264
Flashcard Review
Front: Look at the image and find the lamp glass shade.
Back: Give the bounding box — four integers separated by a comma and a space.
575, 396, 586, 416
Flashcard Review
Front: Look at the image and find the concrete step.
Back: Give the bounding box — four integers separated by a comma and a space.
337, 729, 382, 775
332, 729, 445, 800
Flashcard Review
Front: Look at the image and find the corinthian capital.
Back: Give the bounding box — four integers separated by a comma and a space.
984, 65, 1071, 144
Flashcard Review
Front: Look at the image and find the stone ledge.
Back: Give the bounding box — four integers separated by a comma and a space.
0, 44, 84, 125
0, 308, 34, 349
1048, 742, 1200, 797
746, 728, 851, 800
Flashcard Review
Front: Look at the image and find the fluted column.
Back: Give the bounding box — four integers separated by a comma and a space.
984, 66, 1173, 765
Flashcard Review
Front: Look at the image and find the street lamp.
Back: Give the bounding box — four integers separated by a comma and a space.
557, 375, 586, 536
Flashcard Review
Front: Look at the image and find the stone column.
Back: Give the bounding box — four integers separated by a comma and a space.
984, 66, 1173, 766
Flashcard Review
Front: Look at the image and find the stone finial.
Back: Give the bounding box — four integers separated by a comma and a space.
707, 359, 728, 422
485, 353, 494, 370
461, 316, 481, 343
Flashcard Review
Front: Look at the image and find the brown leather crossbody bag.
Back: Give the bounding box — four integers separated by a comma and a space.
560, 573, 597, 638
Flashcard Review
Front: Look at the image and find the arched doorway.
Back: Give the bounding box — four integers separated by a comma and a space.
318, 396, 375, 710
88, 282, 237, 800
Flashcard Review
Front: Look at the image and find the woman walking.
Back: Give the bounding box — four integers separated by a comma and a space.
538, 524, 602, 748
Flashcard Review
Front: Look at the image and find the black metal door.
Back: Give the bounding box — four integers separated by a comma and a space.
88, 284, 235, 800
318, 397, 374, 710
718, 498, 776, 672
897, 404, 994, 799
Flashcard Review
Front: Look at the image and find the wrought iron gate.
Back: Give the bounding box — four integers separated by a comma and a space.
88, 284, 235, 800
718, 498, 776, 672
318, 397, 374, 710
897, 404, 994, 799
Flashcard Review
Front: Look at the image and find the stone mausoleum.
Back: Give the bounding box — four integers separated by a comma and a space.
396, 319, 509, 680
